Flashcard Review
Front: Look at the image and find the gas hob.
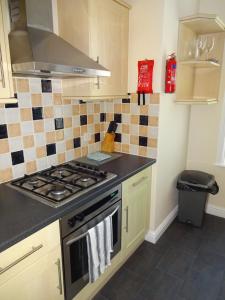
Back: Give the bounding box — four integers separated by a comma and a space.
8, 161, 117, 207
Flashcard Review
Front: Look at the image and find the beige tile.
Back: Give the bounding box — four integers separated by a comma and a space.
122, 144, 130, 153
44, 106, 54, 119
20, 108, 32, 121
64, 117, 72, 128
0, 139, 9, 154
56, 130, 64, 141
80, 104, 87, 115
74, 148, 81, 158
130, 135, 139, 145
139, 125, 148, 137
66, 139, 73, 150
88, 115, 94, 124
23, 135, 34, 148
131, 115, 139, 124
0, 168, 13, 183
149, 116, 158, 126
31, 94, 42, 107
58, 153, 66, 164
63, 98, 71, 105
114, 104, 121, 113
17, 78, 29, 92
53, 93, 62, 105
148, 138, 158, 148
106, 113, 113, 122
26, 161, 37, 174
46, 131, 56, 144
95, 123, 100, 133
122, 104, 130, 114
114, 142, 121, 152
140, 105, 149, 115
100, 123, 105, 132
73, 127, 81, 138
94, 103, 100, 113
138, 146, 147, 157
81, 125, 87, 135
72, 105, 80, 115
89, 134, 95, 144
34, 120, 44, 133
150, 93, 160, 104
8, 123, 21, 137
82, 146, 88, 156
130, 93, 138, 103
36, 146, 46, 158
122, 124, 129, 134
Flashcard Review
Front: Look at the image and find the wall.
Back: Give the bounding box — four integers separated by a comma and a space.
187, 0, 225, 211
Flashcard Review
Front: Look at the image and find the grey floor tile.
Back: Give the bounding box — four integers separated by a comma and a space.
92, 293, 108, 300
191, 249, 225, 272
199, 233, 225, 257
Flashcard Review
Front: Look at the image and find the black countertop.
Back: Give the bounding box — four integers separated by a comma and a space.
0, 153, 156, 253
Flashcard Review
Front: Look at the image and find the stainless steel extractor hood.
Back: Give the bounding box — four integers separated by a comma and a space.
8, 0, 111, 78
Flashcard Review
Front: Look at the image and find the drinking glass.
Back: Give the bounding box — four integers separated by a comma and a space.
205, 36, 215, 61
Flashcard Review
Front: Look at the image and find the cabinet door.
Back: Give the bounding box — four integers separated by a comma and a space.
0, 246, 64, 300
122, 168, 151, 255
0, 0, 14, 99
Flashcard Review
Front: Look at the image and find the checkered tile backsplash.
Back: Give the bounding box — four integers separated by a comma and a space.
0, 78, 159, 183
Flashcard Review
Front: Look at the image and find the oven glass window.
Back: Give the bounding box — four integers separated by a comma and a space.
112, 211, 118, 246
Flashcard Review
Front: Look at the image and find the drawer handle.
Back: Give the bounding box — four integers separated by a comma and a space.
55, 258, 63, 295
132, 176, 148, 187
0, 244, 43, 275
0, 47, 5, 88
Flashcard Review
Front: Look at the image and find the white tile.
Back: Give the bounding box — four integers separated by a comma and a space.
24, 148, 36, 162
29, 78, 42, 93
47, 154, 57, 166
54, 105, 63, 118
9, 137, 23, 152
44, 119, 55, 132
63, 105, 72, 117
12, 163, 25, 179
100, 101, 105, 112
66, 150, 74, 161
130, 124, 139, 135
42, 93, 53, 106
0, 153, 12, 170
5, 108, 20, 123
149, 104, 160, 116
87, 124, 94, 134
94, 114, 100, 123
17, 93, 32, 108
105, 102, 113, 113
72, 116, 80, 127
37, 157, 49, 171
52, 79, 62, 93
64, 128, 73, 139
0, 109, 6, 124
129, 144, 139, 155
149, 126, 158, 138
21, 121, 34, 135
56, 141, 65, 153
147, 147, 157, 159
87, 103, 94, 114
122, 114, 130, 124
130, 103, 139, 114
34, 133, 46, 147
117, 123, 122, 133
122, 134, 129, 144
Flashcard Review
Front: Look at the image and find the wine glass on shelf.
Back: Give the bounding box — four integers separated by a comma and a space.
195, 36, 207, 60
205, 36, 215, 61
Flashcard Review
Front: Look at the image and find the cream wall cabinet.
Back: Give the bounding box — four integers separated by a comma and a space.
0, 0, 16, 104
176, 14, 225, 104
57, 0, 129, 100
122, 167, 151, 256
0, 221, 64, 300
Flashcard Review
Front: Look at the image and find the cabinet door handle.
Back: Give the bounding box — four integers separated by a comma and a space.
132, 176, 148, 187
95, 56, 100, 89
55, 258, 63, 295
0, 46, 5, 88
0, 244, 43, 275
125, 206, 129, 233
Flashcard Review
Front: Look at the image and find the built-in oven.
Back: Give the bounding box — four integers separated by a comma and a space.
61, 185, 122, 300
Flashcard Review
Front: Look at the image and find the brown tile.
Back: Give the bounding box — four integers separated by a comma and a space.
88, 115, 94, 124
122, 144, 130, 153
81, 125, 87, 135
122, 124, 129, 134
63, 98, 71, 105
53, 93, 62, 105
148, 138, 158, 148
31, 94, 42, 107
100, 123, 105, 132
140, 105, 149, 115
0, 139, 9, 154
94, 103, 100, 113
34, 120, 44, 133
64, 117, 72, 128
44, 106, 54, 119
130, 135, 139, 145
58, 153, 66, 164
23, 135, 34, 148
139, 125, 148, 137
114, 142, 121, 152
138, 146, 147, 157
36, 146, 46, 158
20, 108, 32, 121
122, 104, 130, 114
46, 131, 56, 144
149, 116, 159, 126
73, 127, 81, 138
150, 93, 160, 104
17, 78, 29, 92
66, 139, 73, 150
72, 105, 80, 115
82, 146, 88, 156
131, 115, 139, 124
114, 104, 121, 113
80, 104, 87, 115
106, 113, 113, 122
8, 123, 21, 137
0, 168, 13, 183
95, 123, 100, 133
74, 148, 81, 158
56, 130, 64, 141
26, 161, 37, 174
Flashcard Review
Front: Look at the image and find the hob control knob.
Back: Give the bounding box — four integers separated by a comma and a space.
68, 217, 76, 227
75, 213, 85, 222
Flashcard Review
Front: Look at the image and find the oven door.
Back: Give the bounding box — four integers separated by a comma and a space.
62, 200, 121, 300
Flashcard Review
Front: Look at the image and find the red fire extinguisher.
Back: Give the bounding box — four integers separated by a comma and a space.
165, 53, 176, 93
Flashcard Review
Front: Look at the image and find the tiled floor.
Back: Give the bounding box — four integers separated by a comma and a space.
94, 214, 225, 300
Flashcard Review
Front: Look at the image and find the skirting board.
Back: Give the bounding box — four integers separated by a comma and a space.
206, 203, 225, 219
145, 205, 178, 244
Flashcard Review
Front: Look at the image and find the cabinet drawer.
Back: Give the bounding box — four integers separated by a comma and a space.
123, 167, 151, 193
0, 221, 60, 285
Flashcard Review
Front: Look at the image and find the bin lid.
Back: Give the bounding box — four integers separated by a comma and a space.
178, 170, 215, 189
